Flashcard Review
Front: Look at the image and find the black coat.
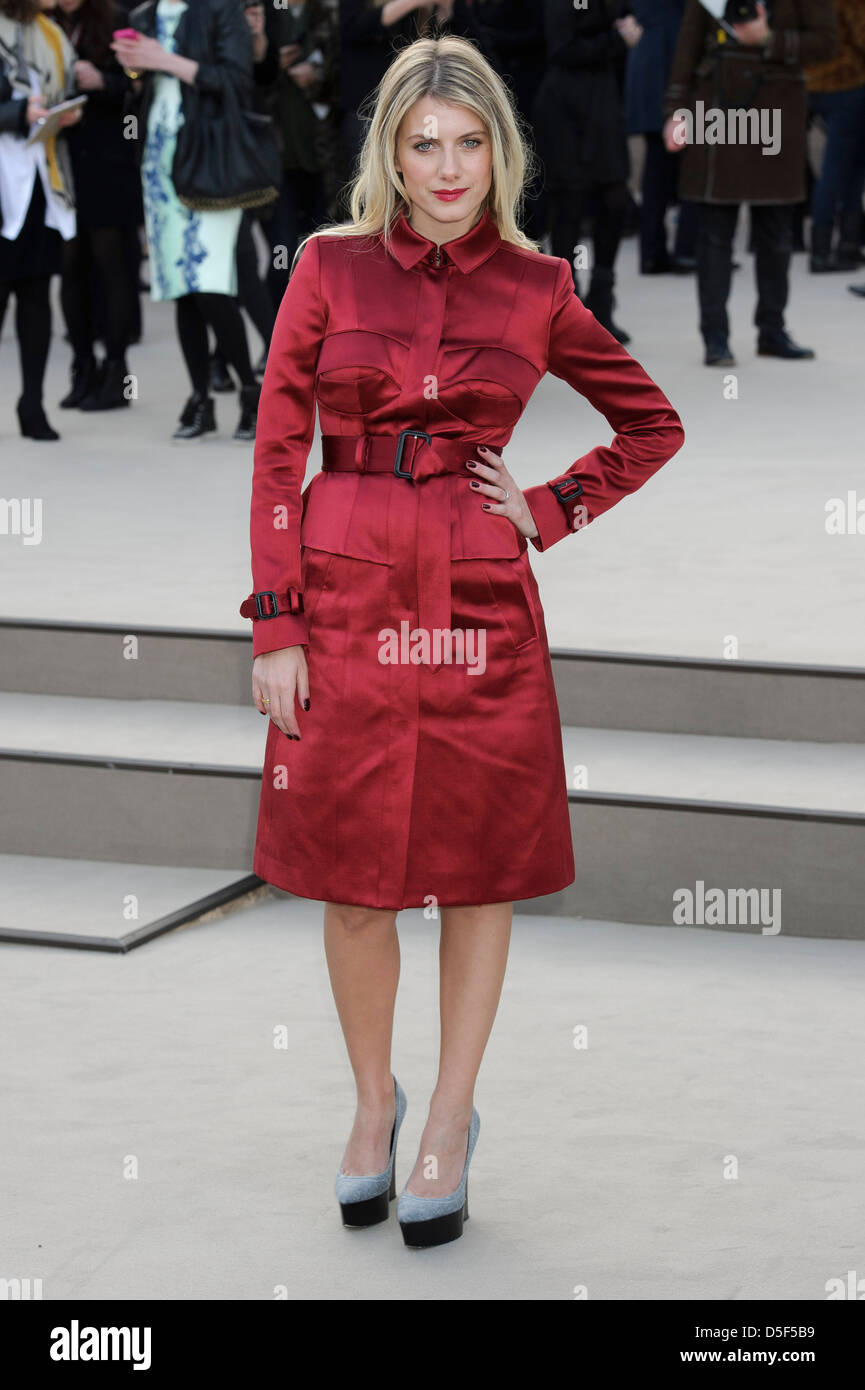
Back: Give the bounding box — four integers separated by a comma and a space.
625, 0, 686, 135
448, 0, 546, 121
54, 4, 142, 228
337, 0, 427, 115
124, 0, 254, 171
531, 0, 630, 190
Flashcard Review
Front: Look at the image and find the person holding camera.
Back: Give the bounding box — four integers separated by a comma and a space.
663, 0, 837, 366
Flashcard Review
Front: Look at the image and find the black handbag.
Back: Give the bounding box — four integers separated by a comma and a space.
171, 76, 281, 212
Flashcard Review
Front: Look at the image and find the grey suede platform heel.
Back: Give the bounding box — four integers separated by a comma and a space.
335, 1076, 406, 1228
397, 1107, 480, 1248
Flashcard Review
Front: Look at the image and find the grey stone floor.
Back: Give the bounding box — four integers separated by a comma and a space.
2, 890, 862, 1300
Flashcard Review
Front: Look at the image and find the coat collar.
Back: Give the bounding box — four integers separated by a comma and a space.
385, 206, 502, 273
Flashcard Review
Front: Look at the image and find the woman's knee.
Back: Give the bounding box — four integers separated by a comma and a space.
326, 902, 396, 933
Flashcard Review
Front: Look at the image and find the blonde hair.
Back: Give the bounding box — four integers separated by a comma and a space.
291, 32, 542, 273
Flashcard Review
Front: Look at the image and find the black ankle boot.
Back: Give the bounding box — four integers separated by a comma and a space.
757, 330, 815, 359
809, 224, 838, 272
584, 267, 631, 344
836, 210, 864, 271
17, 397, 60, 440
172, 391, 216, 440
79, 356, 131, 411
704, 335, 736, 366
59, 353, 99, 408
234, 382, 261, 441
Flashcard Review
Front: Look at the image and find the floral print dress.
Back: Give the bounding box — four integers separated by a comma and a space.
141, 0, 241, 301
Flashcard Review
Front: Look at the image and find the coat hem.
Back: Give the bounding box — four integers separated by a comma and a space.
253, 848, 576, 912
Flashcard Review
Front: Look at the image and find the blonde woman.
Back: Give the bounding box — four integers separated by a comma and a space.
241, 32, 685, 1247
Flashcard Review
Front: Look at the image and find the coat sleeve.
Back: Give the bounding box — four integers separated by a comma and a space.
662, 0, 709, 121
0, 69, 29, 137
543, 0, 628, 70
522, 258, 685, 553
194, 0, 254, 100
242, 235, 327, 657
339, 0, 390, 44
764, 0, 838, 69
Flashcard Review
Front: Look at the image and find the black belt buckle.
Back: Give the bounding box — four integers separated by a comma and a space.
552, 478, 583, 503
394, 428, 432, 479
254, 590, 280, 619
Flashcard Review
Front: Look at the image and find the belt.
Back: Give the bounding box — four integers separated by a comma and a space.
319, 430, 492, 666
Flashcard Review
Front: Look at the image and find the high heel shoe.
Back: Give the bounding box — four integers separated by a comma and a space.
397, 1107, 480, 1248
335, 1076, 406, 1228
17, 399, 59, 440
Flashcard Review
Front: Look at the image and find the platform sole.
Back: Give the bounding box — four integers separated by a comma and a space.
399, 1191, 470, 1248
338, 1170, 396, 1228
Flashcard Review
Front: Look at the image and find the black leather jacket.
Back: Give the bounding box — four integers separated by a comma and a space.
125, 0, 253, 167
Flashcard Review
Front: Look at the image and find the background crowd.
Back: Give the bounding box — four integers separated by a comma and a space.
0, 0, 862, 442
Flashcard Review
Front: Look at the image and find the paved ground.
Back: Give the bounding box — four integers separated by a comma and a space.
2, 890, 862, 1300
2, 226, 862, 666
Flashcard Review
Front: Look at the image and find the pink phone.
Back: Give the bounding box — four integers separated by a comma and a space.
112, 28, 140, 41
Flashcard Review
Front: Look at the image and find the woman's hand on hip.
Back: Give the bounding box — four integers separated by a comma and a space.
252, 645, 309, 740
465, 445, 539, 542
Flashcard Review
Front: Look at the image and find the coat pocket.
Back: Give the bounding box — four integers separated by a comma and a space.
477, 554, 539, 651
299, 544, 337, 637
300, 470, 394, 564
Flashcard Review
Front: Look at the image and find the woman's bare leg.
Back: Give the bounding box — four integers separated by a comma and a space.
324, 902, 400, 1175
403, 901, 513, 1197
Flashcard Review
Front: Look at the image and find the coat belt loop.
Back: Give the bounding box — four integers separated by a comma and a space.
353, 436, 369, 472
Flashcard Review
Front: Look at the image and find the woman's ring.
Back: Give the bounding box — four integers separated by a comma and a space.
263, 698, 271, 705
502, 488, 510, 501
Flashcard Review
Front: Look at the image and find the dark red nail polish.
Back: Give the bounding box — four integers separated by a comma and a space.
470, 480, 479, 488
303, 698, 310, 710
482, 503, 490, 509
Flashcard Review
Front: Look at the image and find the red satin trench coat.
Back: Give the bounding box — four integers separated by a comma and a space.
241, 208, 685, 911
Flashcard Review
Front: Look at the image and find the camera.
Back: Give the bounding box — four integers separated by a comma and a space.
725, 1, 761, 20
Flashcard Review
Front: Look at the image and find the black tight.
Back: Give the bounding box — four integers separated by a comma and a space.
235, 211, 275, 350
0, 275, 52, 408
548, 181, 630, 279
175, 291, 255, 395
60, 225, 136, 360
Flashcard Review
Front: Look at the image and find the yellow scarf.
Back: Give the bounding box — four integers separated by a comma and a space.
34, 13, 67, 193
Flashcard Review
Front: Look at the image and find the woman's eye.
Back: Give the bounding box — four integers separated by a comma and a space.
412, 139, 483, 152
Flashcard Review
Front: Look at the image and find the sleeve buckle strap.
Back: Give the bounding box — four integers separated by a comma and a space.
240, 588, 305, 620
551, 478, 584, 504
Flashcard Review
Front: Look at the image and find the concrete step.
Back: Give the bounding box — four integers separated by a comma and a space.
1, 692, 863, 938
2, 619, 864, 742
0, 854, 259, 951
